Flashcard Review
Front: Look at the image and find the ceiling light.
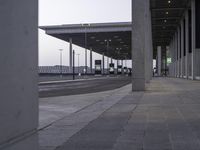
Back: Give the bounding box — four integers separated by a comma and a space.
114, 36, 119, 38
96, 40, 100, 42
164, 20, 167, 23
166, 11, 169, 15
90, 36, 95, 39
168, 1, 171, 4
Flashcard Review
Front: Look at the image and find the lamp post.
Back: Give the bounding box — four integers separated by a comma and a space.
59, 49, 63, 77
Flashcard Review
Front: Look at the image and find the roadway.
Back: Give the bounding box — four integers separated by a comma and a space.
39, 76, 131, 98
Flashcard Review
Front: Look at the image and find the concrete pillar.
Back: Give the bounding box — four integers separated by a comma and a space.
185, 10, 189, 79
181, 20, 184, 77
177, 27, 181, 77
145, 0, 152, 82
85, 49, 87, 74
90, 48, 93, 73
191, 0, 196, 79
0, 0, 38, 148
173, 35, 177, 77
174, 32, 178, 77
69, 38, 73, 73
102, 53, 105, 74
132, 0, 147, 91
157, 46, 162, 76
107, 57, 109, 74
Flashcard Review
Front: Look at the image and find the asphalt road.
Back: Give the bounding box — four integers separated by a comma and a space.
39, 76, 131, 98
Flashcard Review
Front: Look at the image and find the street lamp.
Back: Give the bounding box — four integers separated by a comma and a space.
59, 49, 63, 77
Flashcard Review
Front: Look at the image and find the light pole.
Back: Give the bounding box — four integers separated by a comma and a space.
76, 54, 80, 74
59, 49, 63, 77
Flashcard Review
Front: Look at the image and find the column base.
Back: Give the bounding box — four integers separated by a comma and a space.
132, 78, 145, 91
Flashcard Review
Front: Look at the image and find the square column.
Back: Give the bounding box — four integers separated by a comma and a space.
174, 32, 178, 77
185, 10, 189, 79
85, 49, 87, 74
181, 20, 184, 77
69, 38, 73, 73
0, 0, 38, 147
191, 0, 196, 79
102, 53, 105, 74
157, 46, 162, 76
90, 48, 93, 73
132, 0, 148, 91
177, 27, 181, 77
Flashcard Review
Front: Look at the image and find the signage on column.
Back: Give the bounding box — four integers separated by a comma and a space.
124, 67, 128, 74
95, 60, 102, 74
109, 63, 115, 74
117, 65, 122, 74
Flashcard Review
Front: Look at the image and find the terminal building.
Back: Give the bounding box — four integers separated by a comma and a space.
0, 0, 200, 149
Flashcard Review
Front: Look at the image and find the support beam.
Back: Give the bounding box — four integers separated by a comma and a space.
132, 0, 146, 91
151, 7, 185, 11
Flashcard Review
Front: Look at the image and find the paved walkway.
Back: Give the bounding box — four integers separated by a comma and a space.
39, 78, 200, 150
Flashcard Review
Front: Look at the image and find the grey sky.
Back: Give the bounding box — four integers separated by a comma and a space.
39, 0, 132, 67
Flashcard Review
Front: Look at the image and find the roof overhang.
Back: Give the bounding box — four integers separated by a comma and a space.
40, 22, 132, 60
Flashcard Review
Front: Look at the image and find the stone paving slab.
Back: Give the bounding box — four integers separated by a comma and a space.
38, 78, 200, 150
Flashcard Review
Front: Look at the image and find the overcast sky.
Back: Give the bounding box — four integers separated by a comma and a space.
39, 0, 132, 67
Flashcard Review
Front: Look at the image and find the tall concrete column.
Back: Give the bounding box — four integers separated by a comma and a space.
90, 48, 93, 73
145, 0, 152, 82
157, 46, 162, 76
174, 35, 177, 77
107, 56, 109, 74
102, 53, 105, 74
0, 0, 38, 148
177, 27, 181, 77
132, 0, 147, 91
85, 49, 87, 74
191, 0, 196, 79
175, 32, 178, 77
69, 38, 73, 73
185, 10, 189, 79
173, 35, 176, 77
181, 20, 184, 77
